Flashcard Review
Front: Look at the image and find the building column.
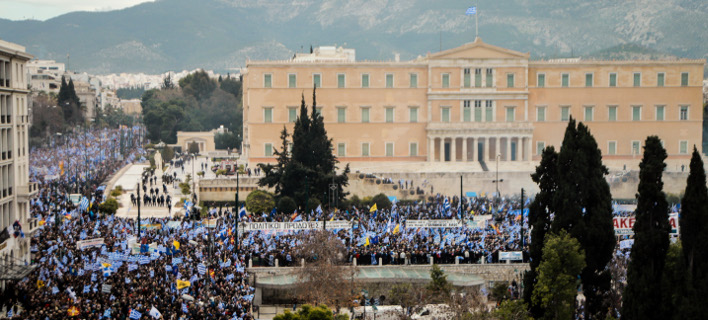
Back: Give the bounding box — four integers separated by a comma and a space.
495, 136, 501, 160
462, 137, 468, 162
484, 137, 490, 162
525, 137, 532, 162
518, 137, 524, 162
451, 137, 457, 162
472, 137, 478, 163
439, 136, 445, 162
428, 137, 435, 162
505, 136, 511, 161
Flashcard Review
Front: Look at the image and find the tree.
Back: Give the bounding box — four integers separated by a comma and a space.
273, 304, 348, 320
161, 146, 175, 164
99, 198, 119, 215
259, 127, 291, 195
215, 131, 240, 150
371, 193, 392, 210
622, 136, 671, 320
220, 76, 242, 100
676, 147, 708, 319
532, 230, 585, 320
58, 76, 82, 124
551, 118, 615, 319
162, 73, 175, 89
179, 70, 216, 102
426, 264, 453, 303
188, 141, 200, 154
245, 190, 275, 215
259, 90, 349, 208
277, 196, 297, 215
294, 230, 353, 309
523, 146, 558, 319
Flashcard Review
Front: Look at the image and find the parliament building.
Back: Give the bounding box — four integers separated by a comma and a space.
241, 38, 704, 168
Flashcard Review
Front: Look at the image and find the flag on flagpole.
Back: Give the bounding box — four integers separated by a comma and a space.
149, 306, 162, 319
393, 224, 400, 234
369, 203, 378, 212
129, 309, 142, 320
465, 6, 476, 15
176, 279, 191, 290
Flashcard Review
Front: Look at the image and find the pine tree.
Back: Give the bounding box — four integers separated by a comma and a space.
622, 136, 670, 320
258, 127, 290, 195
551, 118, 615, 319
676, 147, 708, 319
523, 146, 558, 318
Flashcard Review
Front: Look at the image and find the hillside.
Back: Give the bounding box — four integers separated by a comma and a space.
0, 0, 706, 74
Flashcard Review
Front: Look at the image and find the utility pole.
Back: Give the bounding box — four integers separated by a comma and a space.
520, 188, 525, 248
136, 182, 141, 238
235, 170, 239, 247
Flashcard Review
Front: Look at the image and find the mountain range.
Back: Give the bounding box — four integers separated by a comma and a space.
0, 0, 706, 75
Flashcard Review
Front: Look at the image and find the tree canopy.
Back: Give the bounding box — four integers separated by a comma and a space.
258, 90, 350, 211
273, 304, 348, 320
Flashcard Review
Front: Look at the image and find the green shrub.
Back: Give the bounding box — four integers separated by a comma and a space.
99, 198, 119, 215
179, 182, 191, 195
371, 193, 392, 210
246, 190, 275, 215
305, 197, 321, 213
110, 186, 123, 197
277, 196, 297, 215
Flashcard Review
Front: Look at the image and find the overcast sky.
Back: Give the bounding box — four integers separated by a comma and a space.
1, 0, 155, 21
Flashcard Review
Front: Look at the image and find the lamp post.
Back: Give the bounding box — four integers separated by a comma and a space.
492, 154, 504, 217
234, 169, 240, 246
136, 182, 141, 238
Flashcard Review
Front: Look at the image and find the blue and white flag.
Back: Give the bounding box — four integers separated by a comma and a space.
139, 256, 150, 265
80, 196, 90, 212
7, 309, 12, 318
182, 303, 188, 313
83, 285, 91, 293
466, 6, 476, 15
102, 308, 111, 319
172, 257, 183, 265
129, 309, 142, 320
197, 263, 207, 275
128, 264, 138, 272
149, 306, 162, 319
52, 286, 59, 294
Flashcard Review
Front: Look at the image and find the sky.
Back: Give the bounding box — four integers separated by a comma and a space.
1, 0, 155, 21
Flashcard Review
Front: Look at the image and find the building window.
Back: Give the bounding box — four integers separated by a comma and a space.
337, 107, 346, 123
584, 106, 593, 122
680, 106, 689, 120
264, 74, 272, 88
632, 106, 642, 121
361, 74, 369, 88
386, 74, 394, 88
337, 143, 346, 157
441, 107, 450, 123
265, 143, 273, 157
609, 73, 617, 87
536, 106, 546, 122
608, 141, 616, 155
608, 106, 617, 121
385, 107, 394, 123
442, 73, 450, 88
632, 141, 641, 155
486, 68, 493, 87
337, 74, 345, 88
474, 100, 482, 122
475, 68, 482, 87
409, 107, 418, 123
633, 73, 641, 87
263, 108, 273, 123
463, 100, 472, 122
361, 143, 370, 156
409, 142, 418, 156
385, 143, 394, 157
680, 141, 688, 154
561, 73, 569, 87
657, 73, 665, 87
536, 141, 545, 155
485, 101, 493, 122
313, 74, 321, 88
507, 73, 514, 88
288, 107, 297, 122
560, 106, 570, 122
463, 68, 471, 88
681, 72, 689, 86
410, 73, 418, 88
361, 107, 370, 123
585, 73, 593, 87
656, 105, 665, 121
537, 73, 545, 87
506, 107, 515, 122
288, 74, 296, 88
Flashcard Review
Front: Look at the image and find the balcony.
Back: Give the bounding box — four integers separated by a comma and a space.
426, 121, 534, 136
17, 182, 39, 201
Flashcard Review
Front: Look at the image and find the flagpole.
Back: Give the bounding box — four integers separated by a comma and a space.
475, 2, 479, 39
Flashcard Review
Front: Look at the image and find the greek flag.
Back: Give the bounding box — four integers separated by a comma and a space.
129, 309, 142, 320
443, 197, 451, 213
139, 256, 150, 265
7, 309, 12, 318
238, 206, 247, 220
80, 197, 90, 212
103, 309, 111, 318
172, 257, 182, 265
465, 6, 476, 15
128, 264, 138, 272
83, 285, 91, 293
182, 303, 188, 313
197, 263, 207, 275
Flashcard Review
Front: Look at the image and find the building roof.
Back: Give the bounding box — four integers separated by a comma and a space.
427, 37, 530, 60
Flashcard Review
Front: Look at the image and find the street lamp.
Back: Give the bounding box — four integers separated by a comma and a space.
493, 153, 504, 197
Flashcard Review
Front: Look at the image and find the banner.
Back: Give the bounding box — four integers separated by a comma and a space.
499, 251, 523, 261
613, 215, 679, 235
77, 238, 105, 250
239, 220, 353, 232
101, 284, 112, 294
619, 239, 635, 250
405, 220, 465, 229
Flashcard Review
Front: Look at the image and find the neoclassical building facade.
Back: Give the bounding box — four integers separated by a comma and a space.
242, 38, 704, 166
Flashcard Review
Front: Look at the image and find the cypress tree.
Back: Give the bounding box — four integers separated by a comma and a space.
551, 118, 615, 319
622, 136, 670, 320
676, 147, 708, 319
523, 146, 558, 319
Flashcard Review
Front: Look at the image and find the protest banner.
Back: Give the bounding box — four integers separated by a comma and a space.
238, 220, 353, 231
405, 220, 465, 229
101, 284, 112, 294
613, 215, 679, 235
76, 238, 105, 250
499, 251, 523, 261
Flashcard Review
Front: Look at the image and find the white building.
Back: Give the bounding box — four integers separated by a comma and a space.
0, 39, 38, 284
